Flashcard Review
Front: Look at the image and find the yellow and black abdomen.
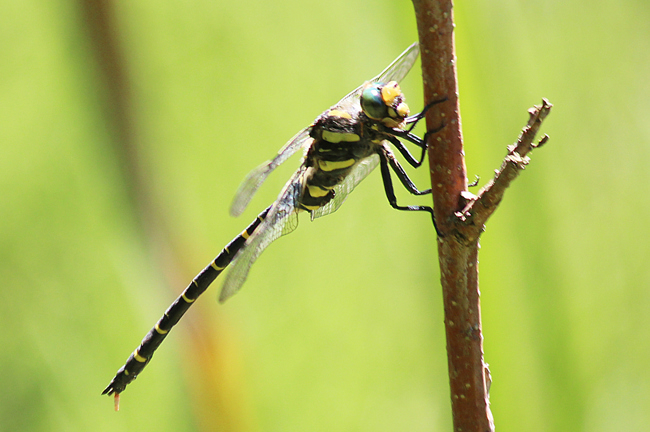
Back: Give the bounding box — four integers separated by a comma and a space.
299, 110, 374, 211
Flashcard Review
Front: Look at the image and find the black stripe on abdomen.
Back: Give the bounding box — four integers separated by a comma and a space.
102, 206, 270, 396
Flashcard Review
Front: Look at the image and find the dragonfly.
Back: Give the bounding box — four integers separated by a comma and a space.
103, 42, 444, 408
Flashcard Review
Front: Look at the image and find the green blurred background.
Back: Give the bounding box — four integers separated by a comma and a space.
2, 0, 649, 431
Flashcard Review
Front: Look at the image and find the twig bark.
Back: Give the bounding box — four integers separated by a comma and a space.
412, 1, 551, 431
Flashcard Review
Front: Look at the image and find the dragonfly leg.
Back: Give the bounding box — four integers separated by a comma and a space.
387, 135, 426, 168
404, 97, 448, 132
388, 102, 446, 169
378, 148, 440, 236
382, 146, 431, 196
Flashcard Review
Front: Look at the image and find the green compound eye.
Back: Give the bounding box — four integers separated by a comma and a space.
360, 84, 388, 120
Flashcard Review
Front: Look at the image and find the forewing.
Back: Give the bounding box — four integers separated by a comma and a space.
220, 169, 303, 302
230, 127, 312, 217
373, 42, 420, 86
312, 154, 380, 219
331, 42, 420, 114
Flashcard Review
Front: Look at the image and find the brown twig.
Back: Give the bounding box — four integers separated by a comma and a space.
412, 1, 551, 431
464, 100, 553, 229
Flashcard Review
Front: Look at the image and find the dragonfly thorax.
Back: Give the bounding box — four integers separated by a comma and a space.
299, 109, 376, 212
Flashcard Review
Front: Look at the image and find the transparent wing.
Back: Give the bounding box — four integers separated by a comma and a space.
374, 42, 420, 85
220, 169, 304, 302
330, 42, 420, 114
312, 153, 380, 219
230, 127, 313, 217
230, 43, 418, 217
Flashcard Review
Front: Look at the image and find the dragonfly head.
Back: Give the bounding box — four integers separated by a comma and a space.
360, 81, 410, 128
